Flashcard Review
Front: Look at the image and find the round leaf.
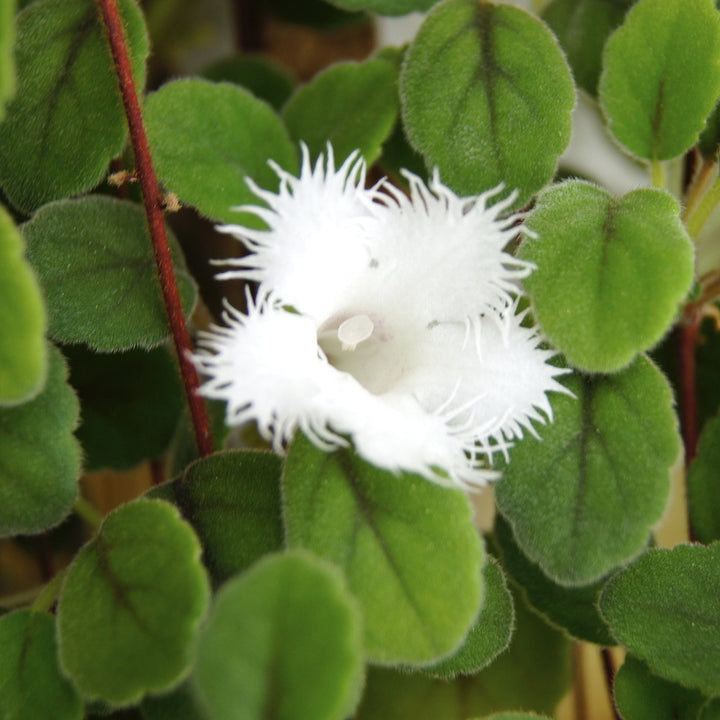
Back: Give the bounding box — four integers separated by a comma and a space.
688, 411, 720, 543
0, 0, 15, 120
22, 196, 197, 352
0, 344, 80, 537
193, 551, 364, 720
494, 514, 613, 645
283, 59, 399, 164
64, 345, 184, 471
599, 0, 720, 160
541, 0, 634, 95
523, 181, 694, 373
423, 556, 514, 678
57, 498, 210, 705
0, 610, 83, 720
600, 544, 720, 696
0, 202, 46, 405
150, 450, 284, 584
283, 433, 484, 666
614, 655, 707, 720
400, 0, 574, 205
0, 0, 148, 213
144, 78, 298, 224
496, 356, 678, 585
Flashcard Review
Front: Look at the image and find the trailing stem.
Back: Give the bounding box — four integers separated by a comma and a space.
97, 0, 213, 458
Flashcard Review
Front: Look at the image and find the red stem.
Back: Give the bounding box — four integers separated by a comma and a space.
97, 0, 213, 458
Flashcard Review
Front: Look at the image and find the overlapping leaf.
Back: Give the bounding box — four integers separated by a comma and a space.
144, 78, 297, 224
599, 0, 720, 160
688, 411, 720, 543
523, 181, 693, 372
151, 450, 284, 584
283, 59, 399, 164
283, 433, 484, 665
0, 202, 46, 405
0, 610, 83, 720
23, 196, 196, 351
0, 0, 148, 212
0, 0, 15, 120
496, 356, 678, 585
401, 0, 574, 205
193, 551, 364, 720
600, 544, 720, 696
0, 344, 80, 537
57, 499, 210, 705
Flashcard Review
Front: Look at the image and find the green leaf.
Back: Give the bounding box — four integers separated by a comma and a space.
523, 181, 694, 373
141, 682, 204, 720
614, 655, 707, 720
541, 0, 633, 96
150, 450, 283, 585
494, 514, 613, 645
688, 411, 720, 543
193, 550, 364, 720
599, 0, 720, 160
700, 699, 720, 720
496, 356, 678, 585
600, 544, 720, 696
699, 102, 720, 159
22, 196, 197, 352
0, 610, 83, 720
0, 344, 80, 537
400, 0, 574, 205
144, 78, 297, 224
0, 0, 15, 120
423, 556, 514, 678
283, 433, 484, 666
0, 0, 148, 213
57, 498, 210, 705
0, 202, 46, 405
202, 55, 295, 112
64, 345, 184, 471
472, 715, 551, 720
327, 0, 437, 15
283, 59, 399, 165
357, 588, 571, 719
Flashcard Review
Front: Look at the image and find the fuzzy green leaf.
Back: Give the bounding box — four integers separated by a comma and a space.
327, 0, 437, 15
541, 0, 633, 95
700, 699, 720, 720
0, 344, 80, 537
357, 588, 570, 719
57, 498, 210, 705
202, 55, 295, 111
496, 356, 678, 585
600, 544, 720, 696
0, 0, 148, 213
423, 556, 514, 678
523, 181, 693, 373
150, 450, 283, 585
193, 551, 364, 720
283, 59, 399, 164
141, 682, 204, 720
599, 0, 720, 160
494, 514, 613, 645
400, 0, 574, 205
0, 202, 46, 405
614, 655, 707, 720
0, 610, 83, 720
688, 411, 720, 543
144, 78, 297, 224
283, 433, 484, 666
0, 0, 15, 120
64, 345, 184, 471
23, 196, 196, 352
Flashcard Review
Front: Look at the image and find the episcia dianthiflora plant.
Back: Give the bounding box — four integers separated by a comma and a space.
0, 0, 719, 719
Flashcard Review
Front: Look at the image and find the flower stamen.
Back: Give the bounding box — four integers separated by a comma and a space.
337, 314, 375, 351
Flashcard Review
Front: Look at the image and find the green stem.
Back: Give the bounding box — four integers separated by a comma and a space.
685, 173, 720, 238
651, 159, 667, 188
31, 568, 67, 613
74, 496, 103, 529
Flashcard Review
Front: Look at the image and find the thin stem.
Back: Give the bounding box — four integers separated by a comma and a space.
685, 171, 720, 239
601, 648, 621, 720
31, 568, 67, 614
573, 643, 587, 720
651, 158, 667, 188
74, 496, 104, 529
97, 0, 213, 458
682, 158, 718, 223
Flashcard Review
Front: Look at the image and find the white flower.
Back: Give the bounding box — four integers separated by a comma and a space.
193, 146, 568, 487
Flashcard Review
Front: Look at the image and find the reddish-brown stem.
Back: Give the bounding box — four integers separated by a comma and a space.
97, 0, 213, 458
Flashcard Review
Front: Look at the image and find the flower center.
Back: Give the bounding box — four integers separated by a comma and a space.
337, 314, 374, 351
